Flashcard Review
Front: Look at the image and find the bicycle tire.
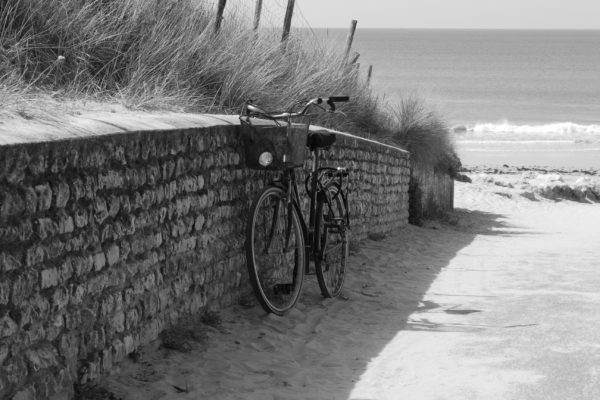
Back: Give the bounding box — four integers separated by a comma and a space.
315, 184, 349, 298
246, 185, 306, 315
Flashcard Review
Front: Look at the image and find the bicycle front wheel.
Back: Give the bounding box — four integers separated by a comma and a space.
315, 185, 349, 298
246, 185, 306, 315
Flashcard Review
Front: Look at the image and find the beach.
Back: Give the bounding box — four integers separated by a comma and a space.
99, 167, 600, 400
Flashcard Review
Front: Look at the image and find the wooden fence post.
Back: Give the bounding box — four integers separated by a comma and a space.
367, 65, 373, 84
214, 0, 227, 33
345, 19, 358, 59
253, 0, 263, 31
281, 0, 295, 43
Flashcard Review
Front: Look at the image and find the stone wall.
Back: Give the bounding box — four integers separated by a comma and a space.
409, 162, 454, 223
0, 113, 409, 399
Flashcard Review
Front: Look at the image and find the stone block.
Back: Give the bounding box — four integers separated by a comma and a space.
59, 332, 80, 364
91, 252, 106, 273
73, 255, 93, 276
40, 267, 59, 289
68, 284, 85, 307
0, 252, 22, 272
175, 157, 186, 177
102, 348, 112, 372
146, 164, 161, 186
141, 189, 156, 210
57, 259, 73, 284
140, 140, 157, 161
139, 319, 161, 345
12, 270, 37, 305
112, 338, 125, 364
73, 209, 89, 229
111, 311, 125, 333
0, 314, 18, 338
123, 335, 135, 354
105, 244, 120, 267
12, 385, 35, 400
44, 238, 65, 260
1, 190, 25, 219
51, 287, 69, 311
78, 359, 100, 385
87, 274, 107, 296
57, 214, 74, 234
25, 343, 59, 373
45, 313, 64, 342
93, 197, 108, 224
108, 195, 120, 218
0, 281, 9, 305
155, 185, 165, 204
53, 182, 70, 208
161, 159, 176, 180
23, 187, 38, 215
34, 184, 53, 212
98, 170, 124, 191
49, 389, 71, 400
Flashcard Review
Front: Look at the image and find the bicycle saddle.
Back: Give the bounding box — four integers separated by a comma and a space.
307, 132, 336, 150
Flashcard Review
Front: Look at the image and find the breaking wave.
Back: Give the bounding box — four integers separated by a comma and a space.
452, 122, 600, 142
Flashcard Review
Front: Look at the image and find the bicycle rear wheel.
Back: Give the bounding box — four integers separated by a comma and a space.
315, 185, 349, 298
246, 185, 306, 315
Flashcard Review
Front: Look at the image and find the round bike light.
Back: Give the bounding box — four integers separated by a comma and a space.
258, 152, 273, 167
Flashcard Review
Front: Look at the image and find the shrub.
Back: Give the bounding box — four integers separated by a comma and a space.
383, 96, 460, 173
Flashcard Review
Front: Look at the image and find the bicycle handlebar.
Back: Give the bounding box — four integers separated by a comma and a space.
242, 96, 350, 121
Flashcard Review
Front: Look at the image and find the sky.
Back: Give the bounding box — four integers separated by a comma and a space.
296, 0, 600, 30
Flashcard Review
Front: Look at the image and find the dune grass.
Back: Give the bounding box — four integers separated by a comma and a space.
0, 0, 457, 171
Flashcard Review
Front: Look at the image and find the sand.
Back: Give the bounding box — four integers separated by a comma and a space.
102, 169, 600, 400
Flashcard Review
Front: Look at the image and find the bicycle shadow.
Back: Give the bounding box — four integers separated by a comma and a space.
103, 207, 533, 400
278, 207, 531, 399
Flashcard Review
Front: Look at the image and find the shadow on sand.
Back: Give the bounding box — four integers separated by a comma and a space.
104, 208, 532, 399
290, 207, 529, 400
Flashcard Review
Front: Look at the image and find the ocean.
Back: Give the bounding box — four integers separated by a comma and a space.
333, 29, 600, 169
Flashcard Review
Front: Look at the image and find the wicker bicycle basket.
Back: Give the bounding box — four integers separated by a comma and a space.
240, 118, 308, 170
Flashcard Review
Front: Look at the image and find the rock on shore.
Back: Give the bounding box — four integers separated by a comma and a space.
460, 165, 600, 203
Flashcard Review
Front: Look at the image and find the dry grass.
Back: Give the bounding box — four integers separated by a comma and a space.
383, 96, 460, 173
0, 0, 456, 169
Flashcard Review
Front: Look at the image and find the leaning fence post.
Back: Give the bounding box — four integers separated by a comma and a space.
253, 0, 263, 31
214, 0, 227, 33
345, 19, 358, 59
367, 65, 373, 83
281, 0, 295, 43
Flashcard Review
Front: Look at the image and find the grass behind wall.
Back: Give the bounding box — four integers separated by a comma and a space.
0, 0, 457, 172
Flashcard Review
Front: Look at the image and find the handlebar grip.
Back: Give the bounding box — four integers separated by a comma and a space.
329, 96, 350, 102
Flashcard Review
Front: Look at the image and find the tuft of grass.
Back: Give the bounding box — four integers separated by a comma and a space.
367, 232, 386, 241
383, 96, 461, 173
0, 0, 457, 170
160, 314, 209, 353
73, 383, 122, 400
200, 310, 222, 328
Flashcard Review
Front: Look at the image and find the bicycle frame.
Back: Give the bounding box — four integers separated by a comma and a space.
270, 145, 325, 266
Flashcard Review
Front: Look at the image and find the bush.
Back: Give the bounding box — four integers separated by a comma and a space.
383, 96, 460, 173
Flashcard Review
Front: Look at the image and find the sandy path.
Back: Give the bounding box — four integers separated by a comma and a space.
106, 178, 600, 400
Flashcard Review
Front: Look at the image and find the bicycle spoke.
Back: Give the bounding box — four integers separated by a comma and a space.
246, 186, 305, 315
315, 187, 348, 298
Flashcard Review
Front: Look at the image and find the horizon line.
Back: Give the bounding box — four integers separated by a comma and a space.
304, 26, 600, 31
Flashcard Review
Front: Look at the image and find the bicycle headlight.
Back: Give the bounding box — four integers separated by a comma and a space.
258, 152, 273, 167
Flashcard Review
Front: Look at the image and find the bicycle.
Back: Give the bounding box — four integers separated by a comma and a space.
240, 96, 351, 315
